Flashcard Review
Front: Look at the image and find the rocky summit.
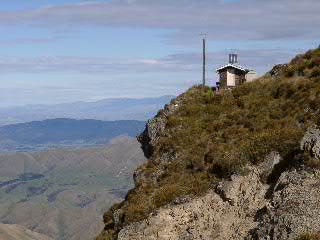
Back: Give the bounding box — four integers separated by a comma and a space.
96, 47, 320, 240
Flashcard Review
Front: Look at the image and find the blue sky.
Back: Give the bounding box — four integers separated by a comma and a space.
0, 0, 319, 107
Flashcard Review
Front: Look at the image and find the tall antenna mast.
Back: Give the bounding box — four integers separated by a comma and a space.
201, 33, 207, 87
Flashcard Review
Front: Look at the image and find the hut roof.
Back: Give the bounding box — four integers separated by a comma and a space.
216, 64, 249, 73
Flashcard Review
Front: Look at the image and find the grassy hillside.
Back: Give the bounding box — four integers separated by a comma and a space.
296, 233, 320, 240
97, 47, 320, 239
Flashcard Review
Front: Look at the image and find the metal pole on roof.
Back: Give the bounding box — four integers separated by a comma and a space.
201, 34, 207, 87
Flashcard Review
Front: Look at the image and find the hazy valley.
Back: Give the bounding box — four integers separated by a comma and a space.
0, 223, 54, 240
0, 97, 169, 239
0, 136, 145, 240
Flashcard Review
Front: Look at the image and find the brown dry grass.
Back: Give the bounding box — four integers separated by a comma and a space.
296, 232, 320, 240
99, 47, 320, 239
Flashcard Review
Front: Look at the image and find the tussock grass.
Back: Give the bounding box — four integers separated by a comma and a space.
100, 47, 320, 238
296, 232, 320, 240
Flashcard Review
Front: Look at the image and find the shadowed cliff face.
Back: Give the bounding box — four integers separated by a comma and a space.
137, 100, 180, 158
96, 47, 320, 240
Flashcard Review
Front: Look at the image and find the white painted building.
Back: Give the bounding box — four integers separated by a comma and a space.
216, 54, 259, 89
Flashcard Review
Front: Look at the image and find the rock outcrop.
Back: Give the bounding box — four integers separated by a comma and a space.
248, 170, 320, 240
301, 125, 320, 160
117, 165, 320, 240
268, 64, 289, 78
118, 167, 268, 240
137, 97, 180, 158
102, 125, 320, 240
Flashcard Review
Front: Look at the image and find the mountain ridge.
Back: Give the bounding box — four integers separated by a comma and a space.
96, 47, 320, 240
0, 118, 145, 152
0, 96, 174, 126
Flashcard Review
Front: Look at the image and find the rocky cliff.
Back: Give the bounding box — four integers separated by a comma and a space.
96, 47, 320, 240
115, 127, 320, 240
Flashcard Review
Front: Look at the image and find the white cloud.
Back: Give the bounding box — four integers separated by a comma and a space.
0, 0, 316, 106
0, 0, 319, 42
0, 48, 301, 75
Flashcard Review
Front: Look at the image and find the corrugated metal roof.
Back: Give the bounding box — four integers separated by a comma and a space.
216, 64, 249, 72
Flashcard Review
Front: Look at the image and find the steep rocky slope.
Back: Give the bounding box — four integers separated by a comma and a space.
97, 47, 320, 240
116, 168, 320, 240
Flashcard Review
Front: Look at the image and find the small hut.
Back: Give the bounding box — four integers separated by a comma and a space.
216, 54, 258, 89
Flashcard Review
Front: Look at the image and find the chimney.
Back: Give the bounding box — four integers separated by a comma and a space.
234, 54, 238, 64
229, 54, 238, 64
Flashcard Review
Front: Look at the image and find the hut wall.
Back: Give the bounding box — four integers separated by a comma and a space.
234, 70, 246, 85
219, 70, 227, 88
227, 69, 236, 86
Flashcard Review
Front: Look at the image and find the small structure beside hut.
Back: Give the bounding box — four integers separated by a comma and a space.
216, 54, 258, 89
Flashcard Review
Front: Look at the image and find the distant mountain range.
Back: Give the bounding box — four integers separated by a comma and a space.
0, 96, 171, 239
0, 118, 145, 152
0, 96, 174, 126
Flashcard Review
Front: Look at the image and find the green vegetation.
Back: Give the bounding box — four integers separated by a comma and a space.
296, 232, 320, 240
99, 47, 320, 239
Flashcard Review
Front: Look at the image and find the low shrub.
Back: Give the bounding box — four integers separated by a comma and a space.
284, 66, 296, 77
310, 66, 320, 78
296, 232, 320, 240
305, 159, 320, 169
